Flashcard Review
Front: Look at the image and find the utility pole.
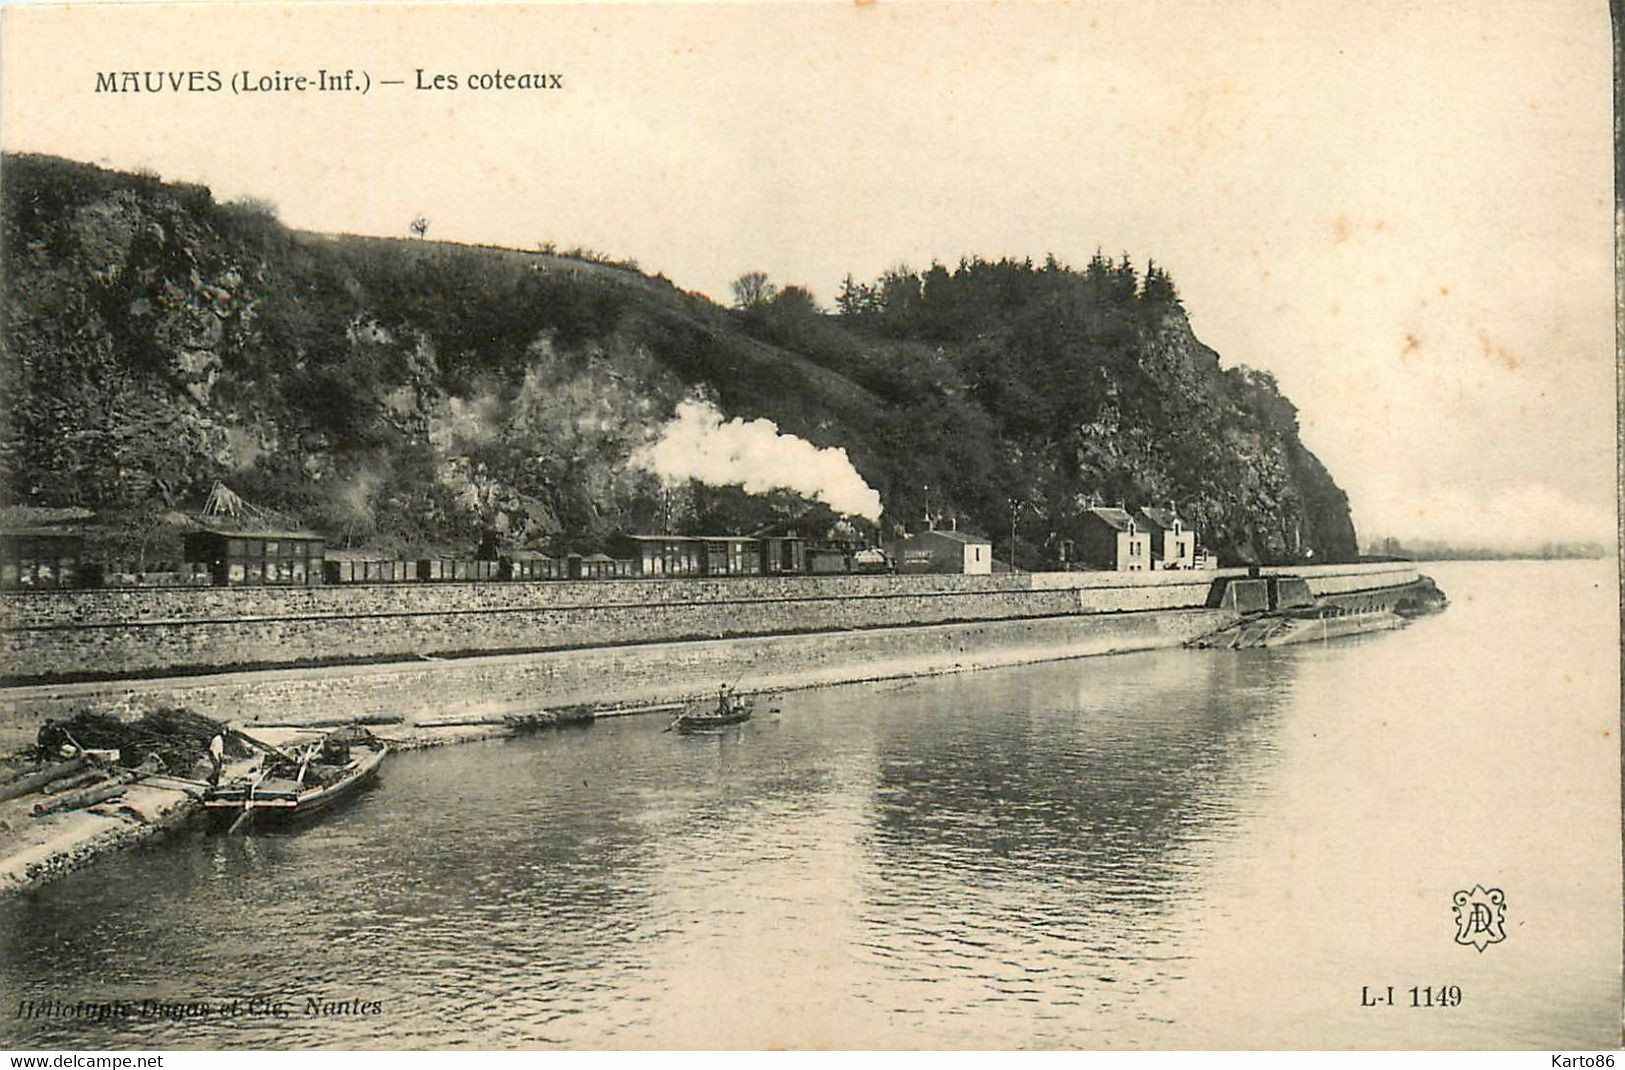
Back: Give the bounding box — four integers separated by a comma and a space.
1008, 497, 1021, 572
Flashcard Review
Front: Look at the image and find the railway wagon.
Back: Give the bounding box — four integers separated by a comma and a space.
182, 528, 326, 587
0, 528, 90, 590
571, 552, 634, 579
604, 535, 705, 577
499, 550, 558, 581
324, 554, 416, 584
416, 558, 503, 582
760, 536, 808, 575
807, 547, 850, 574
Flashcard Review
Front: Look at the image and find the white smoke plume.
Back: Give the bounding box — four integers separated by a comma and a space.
634, 399, 882, 522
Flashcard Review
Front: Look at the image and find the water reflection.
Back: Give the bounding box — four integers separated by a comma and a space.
841, 651, 1293, 1045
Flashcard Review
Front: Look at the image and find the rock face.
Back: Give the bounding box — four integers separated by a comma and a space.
1, 153, 1358, 566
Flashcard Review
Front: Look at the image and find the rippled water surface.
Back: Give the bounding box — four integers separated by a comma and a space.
2, 560, 1618, 1048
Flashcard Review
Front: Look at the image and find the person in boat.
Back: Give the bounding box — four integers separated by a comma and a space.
319, 733, 351, 764
717, 683, 731, 715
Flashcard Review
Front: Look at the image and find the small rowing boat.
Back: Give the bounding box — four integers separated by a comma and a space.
667, 689, 754, 733
204, 725, 387, 832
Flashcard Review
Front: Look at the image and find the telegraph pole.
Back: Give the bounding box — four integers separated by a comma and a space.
1008, 497, 1021, 572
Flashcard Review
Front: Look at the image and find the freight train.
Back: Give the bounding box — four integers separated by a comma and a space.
0, 526, 895, 591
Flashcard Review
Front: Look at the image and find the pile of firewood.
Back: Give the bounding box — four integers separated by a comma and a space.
0, 755, 127, 817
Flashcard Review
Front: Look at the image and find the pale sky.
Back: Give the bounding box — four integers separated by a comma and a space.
2, 0, 1615, 549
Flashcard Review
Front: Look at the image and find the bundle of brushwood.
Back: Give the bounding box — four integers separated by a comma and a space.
35, 707, 239, 772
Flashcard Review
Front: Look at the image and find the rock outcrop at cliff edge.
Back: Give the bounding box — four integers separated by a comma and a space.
0, 153, 1357, 566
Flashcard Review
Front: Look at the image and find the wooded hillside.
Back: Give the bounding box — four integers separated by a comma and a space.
1, 153, 1357, 566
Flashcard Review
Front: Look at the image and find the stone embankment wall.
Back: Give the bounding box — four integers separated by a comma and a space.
0, 608, 1232, 751
1282, 563, 1419, 596
0, 562, 1420, 682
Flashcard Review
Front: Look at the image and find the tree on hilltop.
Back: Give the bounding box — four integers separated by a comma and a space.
771, 285, 820, 316
835, 273, 882, 317
1141, 259, 1181, 309
731, 270, 778, 309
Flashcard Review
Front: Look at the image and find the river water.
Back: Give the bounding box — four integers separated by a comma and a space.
1, 560, 1618, 1049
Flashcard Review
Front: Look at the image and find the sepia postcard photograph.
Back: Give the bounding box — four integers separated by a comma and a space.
0, 0, 1619, 1053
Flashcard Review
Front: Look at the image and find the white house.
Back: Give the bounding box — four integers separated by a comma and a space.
1133, 506, 1197, 569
